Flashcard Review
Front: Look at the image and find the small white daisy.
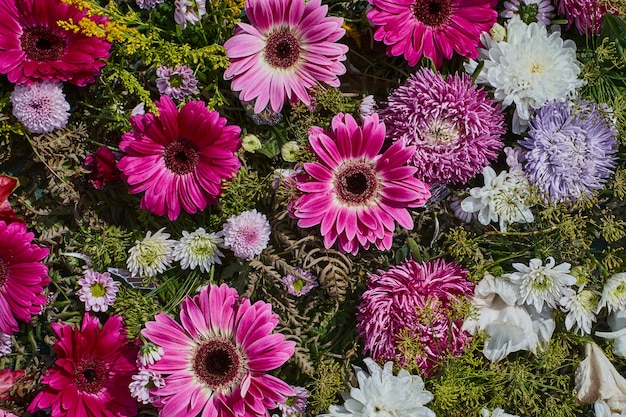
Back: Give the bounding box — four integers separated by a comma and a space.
129, 369, 165, 405
505, 257, 576, 311
560, 287, 599, 335
76, 270, 121, 313
481, 408, 521, 417
127, 228, 176, 278
599, 273, 626, 314
138, 342, 165, 367
173, 228, 225, 273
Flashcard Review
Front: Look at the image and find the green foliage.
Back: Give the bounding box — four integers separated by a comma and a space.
307, 359, 347, 415
112, 286, 160, 340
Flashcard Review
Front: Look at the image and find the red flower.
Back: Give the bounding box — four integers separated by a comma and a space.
84, 146, 121, 190
0, 175, 23, 224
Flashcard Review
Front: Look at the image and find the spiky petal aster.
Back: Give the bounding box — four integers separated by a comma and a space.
156, 64, 198, 100
599, 273, 626, 314
222, 209, 272, 261
224, 0, 348, 113
381, 68, 505, 185
555, 0, 618, 35
366, 0, 498, 67
173, 227, 225, 272
28, 314, 139, 417
118, 95, 242, 220
357, 259, 474, 377
126, 228, 176, 278
0, 0, 111, 86
501, 0, 554, 25
520, 99, 618, 203
293, 113, 431, 255
0, 221, 50, 334
141, 283, 295, 417
10, 82, 70, 134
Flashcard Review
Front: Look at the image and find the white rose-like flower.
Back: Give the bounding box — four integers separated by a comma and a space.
462, 273, 555, 362
319, 358, 435, 417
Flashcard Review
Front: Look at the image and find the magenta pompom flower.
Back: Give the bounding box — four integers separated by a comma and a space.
357, 258, 474, 377
117, 95, 241, 220
224, 0, 348, 113
28, 314, 139, 417
0, 221, 49, 334
381, 68, 505, 185
293, 113, 431, 255
366, 0, 498, 67
0, 0, 112, 86
142, 283, 295, 417
555, 0, 618, 35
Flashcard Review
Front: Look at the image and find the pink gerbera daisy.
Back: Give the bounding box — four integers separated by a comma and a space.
366, 0, 498, 67
0, 0, 112, 86
224, 0, 348, 113
141, 283, 295, 417
28, 314, 139, 417
0, 221, 49, 334
292, 113, 431, 255
117, 95, 242, 220
357, 258, 474, 377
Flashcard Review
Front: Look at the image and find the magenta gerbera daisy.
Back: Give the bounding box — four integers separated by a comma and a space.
28, 314, 139, 417
0, 221, 49, 334
223, 0, 348, 113
292, 113, 431, 255
366, 0, 498, 67
117, 95, 242, 220
381, 67, 506, 185
141, 283, 295, 417
356, 258, 474, 377
0, 0, 112, 86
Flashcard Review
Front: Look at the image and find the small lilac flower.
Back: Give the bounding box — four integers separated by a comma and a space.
0, 332, 11, 357
282, 268, 319, 297
156, 65, 198, 100
10, 82, 70, 134
501, 0, 554, 25
222, 209, 271, 260
129, 369, 165, 404
76, 270, 121, 313
174, 0, 200, 29
277, 385, 309, 417
135, 0, 164, 9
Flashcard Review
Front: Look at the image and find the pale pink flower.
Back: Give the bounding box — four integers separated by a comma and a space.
222, 209, 271, 260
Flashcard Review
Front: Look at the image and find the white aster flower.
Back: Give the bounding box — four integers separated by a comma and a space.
596, 310, 626, 359
138, 342, 165, 367
560, 287, 599, 335
505, 257, 576, 311
600, 273, 626, 314
481, 408, 520, 417
462, 273, 555, 362
465, 15, 584, 133
173, 228, 224, 273
319, 358, 435, 417
10, 81, 70, 134
127, 228, 176, 278
460, 166, 534, 232
129, 369, 165, 404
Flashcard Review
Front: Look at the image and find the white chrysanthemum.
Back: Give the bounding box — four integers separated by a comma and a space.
127, 228, 176, 278
460, 166, 534, 232
505, 257, 576, 311
0, 331, 11, 357
319, 358, 435, 417
465, 15, 584, 133
173, 228, 224, 273
560, 287, 599, 335
129, 369, 165, 405
600, 273, 626, 314
481, 408, 520, 417
10, 82, 70, 134
138, 343, 165, 367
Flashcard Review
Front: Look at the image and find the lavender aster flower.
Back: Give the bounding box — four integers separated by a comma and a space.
76, 270, 121, 313
222, 209, 271, 260
10, 82, 70, 134
277, 385, 309, 417
0, 332, 11, 357
381, 68, 505, 185
282, 268, 319, 297
520, 99, 618, 203
135, 0, 164, 9
501, 0, 554, 25
156, 65, 198, 100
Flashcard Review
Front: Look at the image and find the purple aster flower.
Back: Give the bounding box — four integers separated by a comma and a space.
156, 65, 198, 100
0, 332, 11, 357
10, 82, 70, 134
76, 269, 121, 313
501, 0, 555, 25
381, 68, 505, 185
519, 99, 618, 203
277, 385, 309, 417
282, 268, 318, 297
222, 209, 271, 260
136, 0, 164, 9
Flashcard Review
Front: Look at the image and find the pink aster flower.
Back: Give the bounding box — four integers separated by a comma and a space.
282, 268, 319, 297
141, 283, 295, 417
156, 64, 198, 100
28, 314, 139, 417
292, 113, 431, 255
277, 385, 309, 417
501, 0, 554, 25
76, 269, 121, 313
0, 332, 11, 356
357, 258, 474, 377
0, 0, 112, 86
366, 0, 498, 67
224, 0, 348, 113
0, 221, 49, 334
555, 0, 618, 35
381, 68, 505, 185
222, 209, 272, 260
117, 95, 242, 220
10, 81, 70, 134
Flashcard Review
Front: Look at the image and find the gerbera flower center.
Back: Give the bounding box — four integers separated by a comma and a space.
265, 30, 301, 69
20, 27, 67, 62
334, 162, 379, 206
163, 138, 199, 175
412, 0, 452, 27
74, 357, 108, 394
193, 337, 246, 391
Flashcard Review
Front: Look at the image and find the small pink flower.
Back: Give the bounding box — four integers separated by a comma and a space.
76, 270, 121, 313
222, 209, 271, 260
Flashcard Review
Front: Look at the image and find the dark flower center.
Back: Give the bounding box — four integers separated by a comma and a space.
75, 358, 108, 394
265, 30, 301, 69
412, 0, 452, 27
163, 138, 199, 175
0, 258, 9, 290
20, 26, 67, 62
334, 162, 379, 206
193, 338, 245, 391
